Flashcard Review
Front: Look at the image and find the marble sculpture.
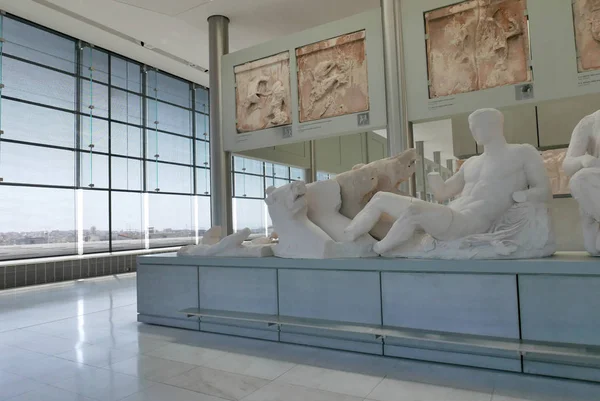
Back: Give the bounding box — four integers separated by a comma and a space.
336, 149, 418, 240
296, 30, 369, 122
178, 226, 274, 257
563, 110, 600, 256
344, 108, 555, 259
266, 180, 377, 259
573, 0, 600, 72
425, 0, 530, 98
264, 149, 420, 259
235, 52, 292, 133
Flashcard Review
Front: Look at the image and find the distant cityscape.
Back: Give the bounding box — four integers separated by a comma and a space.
0, 226, 197, 246
0, 225, 272, 259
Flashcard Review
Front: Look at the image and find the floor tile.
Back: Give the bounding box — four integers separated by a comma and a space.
204, 352, 296, 380
3, 273, 594, 401
145, 343, 227, 366
52, 365, 154, 401
367, 378, 492, 401
126, 324, 192, 343
241, 381, 365, 401
276, 364, 384, 398
104, 336, 169, 354
6, 355, 91, 385
0, 373, 44, 401
4, 384, 95, 401
165, 366, 269, 401
0, 329, 49, 346
121, 383, 229, 401
56, 343, 139, 368
306, 348, 399, 377
0, 345, 47, 371
109, 355, 196, 383
13, 333, 82, 355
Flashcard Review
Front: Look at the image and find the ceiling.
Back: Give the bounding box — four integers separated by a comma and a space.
5, 0, 380, 86
172, 0, 381, 53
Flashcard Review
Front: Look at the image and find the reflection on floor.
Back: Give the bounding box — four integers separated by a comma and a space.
0, 274, 595, 401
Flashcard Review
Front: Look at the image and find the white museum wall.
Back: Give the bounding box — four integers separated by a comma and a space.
241, 142, 312, 170
448, 95, 599, 159
401, 0, 600, 123
238, 131, 387, 174
221, 8, 387, 152
537, 93, 600, 147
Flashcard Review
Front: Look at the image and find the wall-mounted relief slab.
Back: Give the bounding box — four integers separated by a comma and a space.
223, 8, 386, 152
573, 0, 600, 72
542, 148, 571, 196
296, 30, 369, 123
425, 0, 531, 99
235, 52, 292, 133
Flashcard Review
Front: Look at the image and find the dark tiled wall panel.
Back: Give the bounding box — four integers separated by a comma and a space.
0, 252, 168, 290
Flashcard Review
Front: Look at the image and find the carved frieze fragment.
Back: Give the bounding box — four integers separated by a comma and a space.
296, 30, 369, 123
235, 52, 292, 133
425, 0, 531, 98
574, 0, 600, 72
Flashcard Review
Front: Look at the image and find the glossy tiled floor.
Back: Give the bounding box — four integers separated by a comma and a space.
0, 274, 594, 401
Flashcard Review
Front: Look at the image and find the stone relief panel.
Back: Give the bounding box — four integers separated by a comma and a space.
235, 52, 292, 133
573, 0, 600, 72
425, 0, 531, 99
296, 30, 369, 123
542, 148, 571, 196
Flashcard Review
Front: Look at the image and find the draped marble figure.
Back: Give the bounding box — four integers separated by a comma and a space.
345, 108, 555, 259
563, 110, 600, 256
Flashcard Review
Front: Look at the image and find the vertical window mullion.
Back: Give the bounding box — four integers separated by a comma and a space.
75, 41, 82, 188
87, 46, 94, 188
108, 54, 112, 253
141, 66, 148, 192
141, 66, 149, 249
75, 41, 83, 255
192, 83, 197, 195
0, 12, 4, 178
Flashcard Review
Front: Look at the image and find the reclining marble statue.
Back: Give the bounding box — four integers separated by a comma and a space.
178, 226, 275, 257
337, 148, 418, 239
563, 110, 600, 256
345, 108, 556, 259
266, 179, 378, 259
177, 149, 417, 259
265, 150, 417, 259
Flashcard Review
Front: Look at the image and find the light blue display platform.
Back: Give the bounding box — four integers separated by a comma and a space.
137, 252, 600, 384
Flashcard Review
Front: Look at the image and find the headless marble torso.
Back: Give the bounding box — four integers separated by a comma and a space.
345, 108, 551, 255
563, 111, 600, 255
451, 145, 530, 220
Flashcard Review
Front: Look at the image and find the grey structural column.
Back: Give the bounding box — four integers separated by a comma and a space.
307, 140, 317, 183
208, 15, 233, 235
415, 141, 426, 199
446, 159, 454, 175
433, 151, 441, 173
381, 0, 410, 192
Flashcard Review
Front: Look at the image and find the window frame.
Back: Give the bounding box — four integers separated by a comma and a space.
0, 13, 210, 261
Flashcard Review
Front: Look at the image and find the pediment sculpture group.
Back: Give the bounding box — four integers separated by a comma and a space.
179, 108, 600, 260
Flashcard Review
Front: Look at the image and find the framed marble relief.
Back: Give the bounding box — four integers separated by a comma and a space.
573, 0, 600, 72
296, 30, 369, 123
234, 52, 292, 133
542, 148, 571, 196
425, 0, 531, 99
